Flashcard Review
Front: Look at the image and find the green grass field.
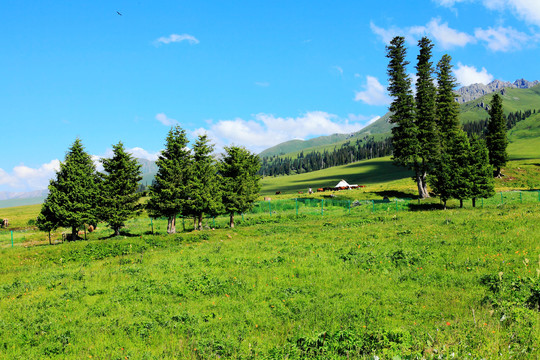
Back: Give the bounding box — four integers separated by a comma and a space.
0, 201, 539, 359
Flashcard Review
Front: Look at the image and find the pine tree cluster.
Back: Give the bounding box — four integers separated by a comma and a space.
37, 128, 261, 239
386, 36, 504, 207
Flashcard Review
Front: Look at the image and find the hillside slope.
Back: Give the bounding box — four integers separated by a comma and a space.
260, 84, 540, 161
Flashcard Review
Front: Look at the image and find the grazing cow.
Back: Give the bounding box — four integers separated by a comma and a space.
1, 219, 8, 228
317, 188, 324, 192
264, 197, 271, 201
87, 225, 94, 233
275, 191, 281, 195
298, 191, 303, 194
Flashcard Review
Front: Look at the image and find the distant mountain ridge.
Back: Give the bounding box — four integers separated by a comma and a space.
0, 189, 48, 201
456, 78, 539, 103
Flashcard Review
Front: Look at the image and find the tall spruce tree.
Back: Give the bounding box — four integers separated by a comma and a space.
146, 126, 191, 234
36, 194, 60, 244
386, 36, 421, 197
435, 54, 461, 140
44, 138, 99, 240
188, 134, 223, 230
414, 37, 438, 198
447, 131, 472, 208
99, 142, 143, 236
469, 135, 495, 207
429, 54, 469, 207
219, 146, 261, 228
486, 93, 508, 177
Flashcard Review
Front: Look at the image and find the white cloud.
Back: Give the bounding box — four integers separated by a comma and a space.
332, 66, 344, 75
454, 62, 494, 86
154, 33, 199, 45
371, 19, 475, 49
370, 22, 402, 44
127, 147, 160, 161
425, 18, 477, 49
354, 76, 391, 106
510, 0, 540, 26
475, 26, 531, 51
0, 160, 60, 191
155, 113, 179, 126
198, 111, 370, 154
434, 0, 470, 6
482, 0, 540, 26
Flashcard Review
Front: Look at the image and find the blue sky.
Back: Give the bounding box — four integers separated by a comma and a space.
1, 0, 539, 192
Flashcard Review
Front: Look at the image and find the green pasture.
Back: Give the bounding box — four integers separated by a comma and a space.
261, 157, 414, 197
0, 200, 539, 359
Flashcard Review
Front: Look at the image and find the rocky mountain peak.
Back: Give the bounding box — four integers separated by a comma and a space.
455, 78, 539, 103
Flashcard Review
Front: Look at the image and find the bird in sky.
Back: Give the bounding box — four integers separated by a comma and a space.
116, 11, 122, 16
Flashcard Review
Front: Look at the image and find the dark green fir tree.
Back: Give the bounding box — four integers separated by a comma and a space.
414, 37, 438, 198
44, 138, 99, 240
386, 36, 421, 197
146, 126, 192, 234
99, 142, 143, 236
219, 146, 261, 228
486, 93, 508, 177
469, 135, 495, 207
187, 134, 223, 230
36, 194, 60, 244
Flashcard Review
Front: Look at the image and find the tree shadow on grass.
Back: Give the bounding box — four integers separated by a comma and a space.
374, 190, 418, 199
99, 229, 142, 240
407, 203, 445, 211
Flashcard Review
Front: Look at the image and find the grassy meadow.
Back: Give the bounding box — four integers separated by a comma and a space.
0, 196, 539, 359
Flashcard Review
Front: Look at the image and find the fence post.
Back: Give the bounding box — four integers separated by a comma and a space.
395, 199, 398, 215
242, 213, 244, 222
11, 231, 14, 247
182, 216, 185, 231
269, 200, 272, 215
321, 199, 324, 216
482, 198, 484, 208
151, 218, 154, 234
348, 200, 351, 215
295, 198, 298, 216
372, 200, 375, 212
520, 191, 522, 203
500, 191, 503, 205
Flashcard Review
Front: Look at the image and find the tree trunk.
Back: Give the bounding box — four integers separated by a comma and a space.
114, 227, 120, 236
421, 171, 430, 198
167, 216, 176, 234
495, 166, 502, 178
229, 213, 235, 228
48, 231, 51, 245
443, 200, 447, 210
460, 199, 463, 208
416, 172, 429, 199
194, 217, 197, 230
198, 214, 203, 231
472, 198, 476, 208
71, 226, 77, 241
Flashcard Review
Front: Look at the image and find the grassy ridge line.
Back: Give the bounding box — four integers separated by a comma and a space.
0, 204, 538, 358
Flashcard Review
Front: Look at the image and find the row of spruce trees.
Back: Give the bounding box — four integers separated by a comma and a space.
36, 126, 261, 242
387, 36, 508, 208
